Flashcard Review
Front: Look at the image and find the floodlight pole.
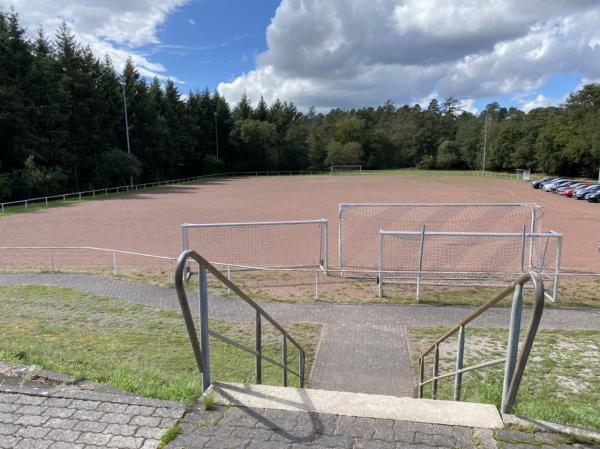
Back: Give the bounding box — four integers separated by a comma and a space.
122, 83, 133, 188
482, 108, 488, 173
214, 112, 219, 160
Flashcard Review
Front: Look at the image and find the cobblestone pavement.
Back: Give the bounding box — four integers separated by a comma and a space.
0, 384, 185, 449
165, 403, 598, 449
1, 273, 599, 397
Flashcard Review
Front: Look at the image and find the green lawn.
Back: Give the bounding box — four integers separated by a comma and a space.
408, 327, 600, 430
0, 285, 320, 405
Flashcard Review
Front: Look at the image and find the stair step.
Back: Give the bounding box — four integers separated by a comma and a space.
209, 382, 503, 429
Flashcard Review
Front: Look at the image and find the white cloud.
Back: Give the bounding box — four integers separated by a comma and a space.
219, 0, 600, 110
516, 94, 564, 112
2, 0, 189, 80
188, 18, 196, 26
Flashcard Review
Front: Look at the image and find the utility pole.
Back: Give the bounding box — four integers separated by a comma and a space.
482, 108, 488, 173
214, 111, 219, 160
122, 83, 133, 188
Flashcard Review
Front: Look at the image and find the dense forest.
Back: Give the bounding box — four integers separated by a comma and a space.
1, 10, 600, 202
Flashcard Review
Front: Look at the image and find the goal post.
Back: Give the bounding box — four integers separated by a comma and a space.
181, 219, 328, 271
378, 229, 562, 302
330, 165, 362, 175
339, 203, 544, 273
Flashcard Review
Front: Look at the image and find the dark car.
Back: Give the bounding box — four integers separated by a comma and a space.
531, 177, 556, 189
586, 191, 600, 203
575, 184, 600, 199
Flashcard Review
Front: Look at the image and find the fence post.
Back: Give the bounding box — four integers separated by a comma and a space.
199, 265, 211, 391
282, 335, 288, 387
169, 260, 174, 284
227, 265, 231, 294
112, 251, 117, 276
299, 352, 305, 388
416, 225, 426, 302
378, 230, 384, 298
25, 200, 28, 209
49, 248, 55, 272
520, 225, 526, 273
453, 326, 465, 400
63, 195, 66, 202
45, 198, 48, 206
315, 271, 319, 300
501, 284, 523, 413
79, 192, 82, 200
256, 311, 262, 384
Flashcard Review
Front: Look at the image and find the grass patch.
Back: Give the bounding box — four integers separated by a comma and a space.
158, 423, 182, 449
407, 327, 600, 430
0, 285, 320, 405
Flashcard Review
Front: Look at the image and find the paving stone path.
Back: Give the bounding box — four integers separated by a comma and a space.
164, 402, 597, 449
1, 273, 599, 398
0, 384, 184, 449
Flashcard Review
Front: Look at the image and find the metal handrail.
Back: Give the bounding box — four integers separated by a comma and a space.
174, 249, 306, 392
417, 271, 545, 414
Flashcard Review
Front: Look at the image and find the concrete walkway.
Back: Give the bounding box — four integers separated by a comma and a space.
1, 273, 599, 398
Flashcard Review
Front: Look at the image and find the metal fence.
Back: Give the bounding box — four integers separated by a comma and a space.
0, 246, 177, 282
378, 229, 562, 302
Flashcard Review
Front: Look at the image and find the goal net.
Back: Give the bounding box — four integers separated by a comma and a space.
330, 165, 362, 175
516, 169, 531, 182
339, 203, 544, 273
379, 230, 561, 302
181, 219, 328, 270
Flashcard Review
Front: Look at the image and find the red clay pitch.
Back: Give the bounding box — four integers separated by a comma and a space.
1, 173, 598, 272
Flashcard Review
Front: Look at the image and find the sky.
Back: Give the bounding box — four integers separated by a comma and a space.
4, 0, 600, 113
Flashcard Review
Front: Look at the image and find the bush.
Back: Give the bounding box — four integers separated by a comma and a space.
203, 154, 225, 175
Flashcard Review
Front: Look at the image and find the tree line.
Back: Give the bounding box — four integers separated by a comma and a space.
1, 10, 599, 202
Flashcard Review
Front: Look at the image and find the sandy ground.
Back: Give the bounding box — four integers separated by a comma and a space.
1, 173, 599, 273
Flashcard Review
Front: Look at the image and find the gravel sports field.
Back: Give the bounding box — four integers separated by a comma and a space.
1, 172, 598, 273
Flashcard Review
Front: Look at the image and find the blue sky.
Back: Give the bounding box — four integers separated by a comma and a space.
5, 0, 600, 113
143, 0, 280, 93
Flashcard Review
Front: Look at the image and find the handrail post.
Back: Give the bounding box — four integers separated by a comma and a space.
552, 236, 562, 303
49, 248, 55, 272
418, 357, 424, 398
299, 352, 305, 388
453, 326, 465, 400
282, 335, 288, 387
315, 271, 319, 301
255, 311, 262, 384
432, 344, 439, 399
520, 225, 526, 273
501, 284, 523, 412
112, 251, 117, 276
378, 230, 384, 298
199, 264, 211, 391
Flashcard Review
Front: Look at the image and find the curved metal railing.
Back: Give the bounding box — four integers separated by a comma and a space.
417, 271, 545, 413
174, 249, 306, 392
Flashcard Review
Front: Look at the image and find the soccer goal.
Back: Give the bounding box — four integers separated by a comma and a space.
181, 219, 328, 271
338, 203, 544, 273
516, 169, 531, 182
330, 165, 362, 175
378, 229, 562, 302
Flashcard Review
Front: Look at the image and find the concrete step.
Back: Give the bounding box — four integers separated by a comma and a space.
209, 382, 504, 429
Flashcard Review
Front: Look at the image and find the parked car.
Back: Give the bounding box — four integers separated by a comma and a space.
555, 181, 581, 194
563, 183, 591, 197
586, 191, 600, 203
575, 184, 600, 199
531, 177, 556, 189
556, 182, 587, 195
543, 179, 573, 192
